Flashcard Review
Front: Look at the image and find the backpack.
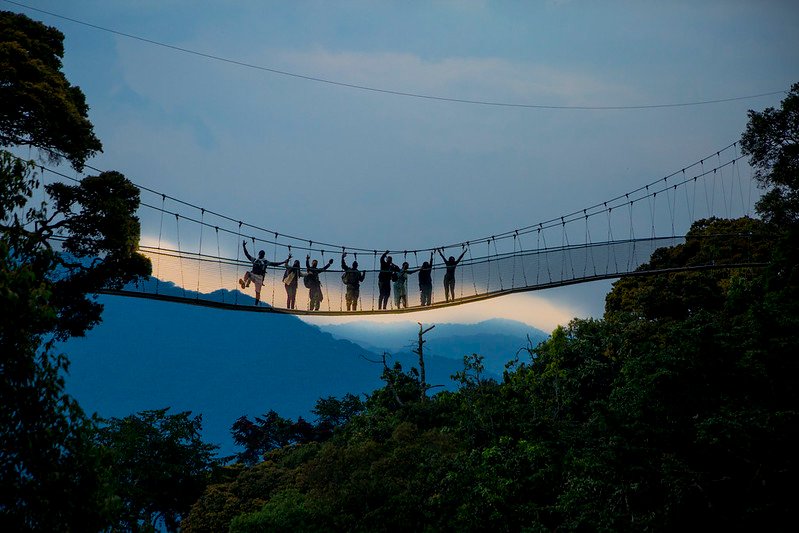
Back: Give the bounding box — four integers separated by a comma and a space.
342, 270, 359, 286
303, 275, 313, 288
252, 258, 267, 276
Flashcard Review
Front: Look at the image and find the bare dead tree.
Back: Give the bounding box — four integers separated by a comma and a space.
414, 323, 435, 402
381, 351, 404, 407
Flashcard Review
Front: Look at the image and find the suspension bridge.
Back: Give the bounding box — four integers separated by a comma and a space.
34, 142, 763, 315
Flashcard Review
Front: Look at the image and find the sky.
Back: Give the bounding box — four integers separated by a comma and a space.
4, 0, 798, 331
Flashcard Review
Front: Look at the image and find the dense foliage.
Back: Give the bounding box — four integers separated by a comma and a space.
3, 8, 796, 530
0, 10, 151, 531
181, 211, 796, 531
96, 409, 220, 532
182, 89, 799, 531
0, 11, 102, 170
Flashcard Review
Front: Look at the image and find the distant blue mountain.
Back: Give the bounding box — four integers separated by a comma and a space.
321, 318, 549, 375
61, 283, 468, 458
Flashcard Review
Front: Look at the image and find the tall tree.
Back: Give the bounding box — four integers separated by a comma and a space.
0, 10, 150, 530
0, 10, 102, 170
740, 82, 799, 226
97, 409, 220, 533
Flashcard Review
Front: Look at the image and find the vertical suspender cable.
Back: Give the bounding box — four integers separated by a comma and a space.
339, 247, 344, 312
355, 251, 362, 311
372, 251, 377, 311
402, 250, 408, 308
272, 233, 278, 308
321, 249, 330, 311
484, 240, 491, 295
250, 236, 256, 303
492, 237, 503, 291
234, 221, 242, 305
511, 234, 517, 289
563, 217, 575, 280
175, 214, 186, 298
719, 152, 730, 218
649, 188, 656, 239
412, 251, 419, 306
668, 185, 676, 237
701, 160, 711, 217
155, 194, 165, 294
286, 245, 292, 310
215, 227, 224, 303
196, 208, 204, 299
627, 200, 635, 272
517, 231, 528, 287
585, 211, 596, 277
607, 207, 618, 275
559, 218, 566, 282
736, 159, 748, 217
538, 227, 550, 284
682, 170, 693, 224
734, 143, 752, 217
467, 243, 477, 298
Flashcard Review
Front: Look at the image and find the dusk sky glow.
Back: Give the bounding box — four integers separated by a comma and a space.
5, 0, 798, 329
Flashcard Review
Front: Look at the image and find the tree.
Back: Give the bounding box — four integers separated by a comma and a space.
0, 10, 150, 530
0, 10, 102, 170
231, 408, 341, 465
741, 83, 799, 299
740, 82, 799, 226
312, 393, 365, 431
97, 409, 220, 532
605, 216, 771, 320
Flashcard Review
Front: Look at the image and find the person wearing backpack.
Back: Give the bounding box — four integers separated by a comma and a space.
282, 259, 303, 310
417, 251, 435, 306
393, 261, 420, 309
239, 240, 291, 306
378, 250, 399, 310
306, 254, 334, 311
341, 252, 366, 311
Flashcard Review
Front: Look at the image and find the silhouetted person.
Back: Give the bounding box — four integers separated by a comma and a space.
341, 252, 366, 311
438, 246, 468, 302
282, 259, 303, 310
418, 251, 435, 306
378, 250, 399, 310
393, 261, 419, 309
306, 255, 334, 311
240, 241, 290, 306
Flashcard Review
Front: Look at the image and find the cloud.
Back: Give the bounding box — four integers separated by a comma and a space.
270, 47, 638, 107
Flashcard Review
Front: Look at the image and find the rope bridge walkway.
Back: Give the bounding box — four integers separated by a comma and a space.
34, 142, 765, 315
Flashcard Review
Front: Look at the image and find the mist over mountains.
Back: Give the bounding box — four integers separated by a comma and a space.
321, 319, 548, 375
62, 282, 549, 456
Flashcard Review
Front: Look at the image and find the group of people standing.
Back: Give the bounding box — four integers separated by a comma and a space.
239, 241, 468, 311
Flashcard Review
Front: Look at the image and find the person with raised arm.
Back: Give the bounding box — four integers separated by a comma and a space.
393, 261, 419, 309
239, 240, 291, 306
417, 251, 435, 306
305, 254, 334, 311
341, 252, 366, 311
377, 250, 399, 310
282, 259, 303, 310
437, 245, 468, 302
